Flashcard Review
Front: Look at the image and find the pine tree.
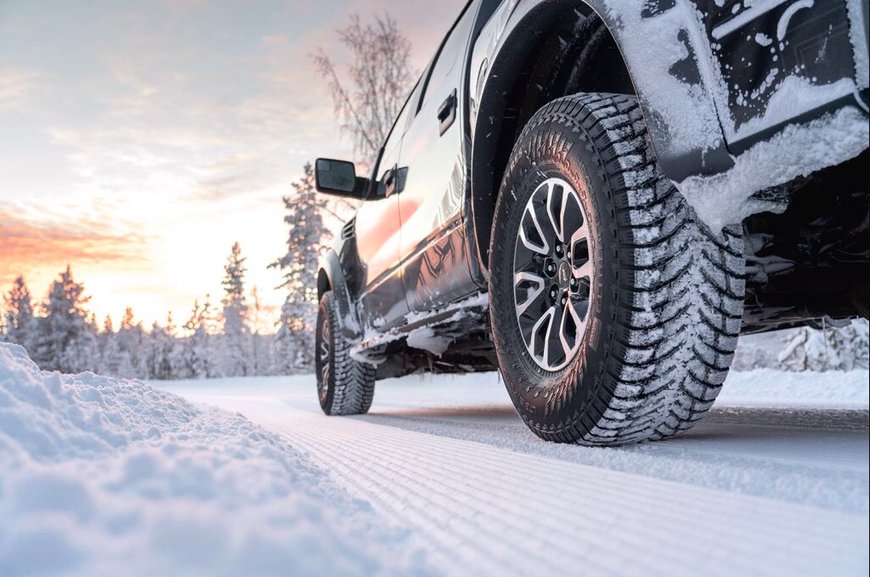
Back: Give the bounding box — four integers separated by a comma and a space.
222, 242, 249, 335
181, 297, 217, 378
165, 311, 187, 379
34, 266, 98, 373
271, 162, 332, 372
145, 320, 175, 380
4, 276, 37, 352
114, 307, 146, 378
220, 242, 252, 376
120, 307, 135, 330
98, 319, 123, 377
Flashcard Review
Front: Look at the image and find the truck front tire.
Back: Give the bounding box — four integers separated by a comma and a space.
315, 291, 376, 416
489, 93, 745, 445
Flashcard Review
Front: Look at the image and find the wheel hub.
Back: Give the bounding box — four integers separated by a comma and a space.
512, 177, 594, 371
556, 261, 571, 289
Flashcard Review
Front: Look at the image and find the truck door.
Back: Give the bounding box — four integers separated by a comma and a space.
354, 111, 409, 331
395, 1, 479, 314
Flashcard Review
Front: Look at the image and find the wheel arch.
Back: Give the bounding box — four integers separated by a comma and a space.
317, 249, 362, 341
469, 0, 731, 271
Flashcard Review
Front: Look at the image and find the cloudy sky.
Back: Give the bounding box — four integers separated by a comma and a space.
0, 0, 465, 330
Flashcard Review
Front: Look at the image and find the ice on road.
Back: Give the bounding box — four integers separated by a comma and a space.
157, 369, 869, 577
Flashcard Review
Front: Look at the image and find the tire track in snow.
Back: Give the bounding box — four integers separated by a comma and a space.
248, 406, 868, 577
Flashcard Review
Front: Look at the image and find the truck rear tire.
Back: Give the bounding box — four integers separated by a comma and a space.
315, 291, 376, 416
489, 93, 745, 445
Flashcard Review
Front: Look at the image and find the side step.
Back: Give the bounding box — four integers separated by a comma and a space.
350, 293, 489, 364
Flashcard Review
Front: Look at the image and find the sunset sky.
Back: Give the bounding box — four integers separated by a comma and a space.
0, 0, 465, 331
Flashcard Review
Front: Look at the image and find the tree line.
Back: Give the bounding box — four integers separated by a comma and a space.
2, 241, 298, 379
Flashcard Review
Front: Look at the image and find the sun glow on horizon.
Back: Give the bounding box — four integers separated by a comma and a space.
0, 0, 465, 329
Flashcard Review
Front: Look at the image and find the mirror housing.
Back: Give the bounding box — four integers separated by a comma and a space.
315, 158, 369, 199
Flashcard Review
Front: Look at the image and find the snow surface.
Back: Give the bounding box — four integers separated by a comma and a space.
0, 344, 426, 577
3, 342, 868, 577
157, 365, 868, 577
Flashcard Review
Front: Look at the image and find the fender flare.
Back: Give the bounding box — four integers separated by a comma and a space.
317, 250, 363, 342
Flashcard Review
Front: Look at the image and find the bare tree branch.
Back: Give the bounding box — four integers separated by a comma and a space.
312, 13, 413, 165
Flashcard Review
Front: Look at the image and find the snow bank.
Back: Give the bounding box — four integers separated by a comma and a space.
717, 369, 869, 409
0, 344, 427, 577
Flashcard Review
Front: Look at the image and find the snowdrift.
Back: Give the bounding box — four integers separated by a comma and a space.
0, 344, 425, 577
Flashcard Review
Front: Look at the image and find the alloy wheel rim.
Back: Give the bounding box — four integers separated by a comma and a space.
512, 177, 593, 371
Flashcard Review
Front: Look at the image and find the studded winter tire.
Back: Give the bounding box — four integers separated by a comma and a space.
315, 291, 376, 416
489, 93, 745, 445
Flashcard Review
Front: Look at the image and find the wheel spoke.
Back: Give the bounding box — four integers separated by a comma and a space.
531, 306, 556, 366
570, 222, 589, 251
546, 182, 564, 242
514, 271, 546, 317
570, 222, 591, 280
519, 204, 550, 255
559, 184, 583, 244
572, 259, 592, 280
559, 298, 584, 361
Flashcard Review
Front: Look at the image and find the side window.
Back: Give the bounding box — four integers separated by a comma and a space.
403, 61, 432, 133
416, 2, 476, 111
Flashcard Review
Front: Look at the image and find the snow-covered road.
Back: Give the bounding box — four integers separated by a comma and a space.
157, 370, 870, 577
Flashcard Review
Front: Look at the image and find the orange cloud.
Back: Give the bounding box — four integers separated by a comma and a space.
0, 208, 148, 287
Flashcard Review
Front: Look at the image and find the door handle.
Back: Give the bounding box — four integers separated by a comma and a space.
437, 89, 457, 136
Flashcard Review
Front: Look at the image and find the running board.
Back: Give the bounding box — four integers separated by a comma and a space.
350, 293, 489, 364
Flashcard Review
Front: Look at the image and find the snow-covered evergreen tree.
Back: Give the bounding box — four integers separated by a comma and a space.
778, 319, 870, 371
222, 242, 249, 335
4, 276, 37, 352
34, 266, 98, 373
220, 242, 252, 376
145, 319, 175, 380
115, 307, 147, 378
271, 162, 332, 372
97, 315, 121, 377
164, 312, 188, 379
181, 296, 217, 378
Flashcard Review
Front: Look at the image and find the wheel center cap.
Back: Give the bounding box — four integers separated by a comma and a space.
557, 261, 571, 288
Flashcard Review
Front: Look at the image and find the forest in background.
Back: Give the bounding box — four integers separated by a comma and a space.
1, 237, 314, 379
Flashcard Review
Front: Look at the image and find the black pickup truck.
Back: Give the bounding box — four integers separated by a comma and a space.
312, 0, 869, 445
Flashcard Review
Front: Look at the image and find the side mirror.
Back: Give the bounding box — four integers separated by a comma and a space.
315, 158, 369, 199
